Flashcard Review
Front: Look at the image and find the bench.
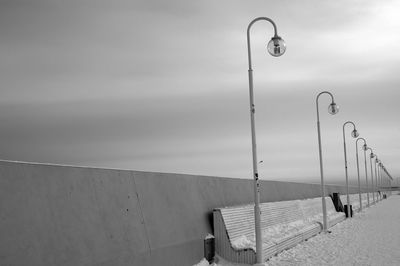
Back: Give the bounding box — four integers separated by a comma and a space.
213, 196, 345, 264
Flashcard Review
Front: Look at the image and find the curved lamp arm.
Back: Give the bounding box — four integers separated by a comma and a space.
343, 121, 357, 134
356, 137, 366, 147
367, 147, 375, 157
247, 17, 278, 69
316, 91, 337, 122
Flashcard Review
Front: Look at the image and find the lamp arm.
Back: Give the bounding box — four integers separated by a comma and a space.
316, 91, 335, 122
247, 17, 278, 70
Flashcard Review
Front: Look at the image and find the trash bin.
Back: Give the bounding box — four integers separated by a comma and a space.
383, 194, 387, 199
344, 204, 353, 217
204, 235, 215, 262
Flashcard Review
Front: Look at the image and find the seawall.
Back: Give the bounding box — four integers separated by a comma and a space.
0, 160, 363, 266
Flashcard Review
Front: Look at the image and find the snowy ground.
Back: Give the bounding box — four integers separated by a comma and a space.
195, 193, 400, 266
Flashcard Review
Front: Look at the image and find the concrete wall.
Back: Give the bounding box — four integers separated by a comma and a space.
0, 160, 362, 266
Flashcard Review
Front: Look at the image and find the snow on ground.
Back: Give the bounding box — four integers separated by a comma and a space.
195, 193, 400, 266
265, 194, 400, 266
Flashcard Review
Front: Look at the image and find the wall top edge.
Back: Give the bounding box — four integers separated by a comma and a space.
0, 159, 360, 188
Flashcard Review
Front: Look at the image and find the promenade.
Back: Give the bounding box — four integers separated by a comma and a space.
265, 192, 400, 265
197, 192, 400, 266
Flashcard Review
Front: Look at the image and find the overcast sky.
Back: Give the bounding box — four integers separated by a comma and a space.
1, 0, 399, 185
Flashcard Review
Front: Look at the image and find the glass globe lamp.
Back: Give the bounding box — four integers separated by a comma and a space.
351, 129, 359, 138
328, 102, 339, 115
267, 36, 286, 57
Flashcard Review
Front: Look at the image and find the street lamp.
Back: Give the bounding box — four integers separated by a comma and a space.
378, 161, 386, 197
246, 17, 286, 265
361, 142, 370, 206
355, 138, 367, 210
374, 156, 379, 200
382, 164, 384, 195
367, 148, 375, 203
316, 91, 339, 231
342, 121, 359, 217
384, 165, 388, 195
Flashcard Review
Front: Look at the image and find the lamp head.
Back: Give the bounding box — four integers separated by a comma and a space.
267, 36, 286, 57
328, 102, 339, 115
363, 144, 368, 151
351, 129, 359, 138
370, 152, 375, 158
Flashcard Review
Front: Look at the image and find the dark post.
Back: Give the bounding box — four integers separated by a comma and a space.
204, 236, 215, 263
344, 204, 353, 217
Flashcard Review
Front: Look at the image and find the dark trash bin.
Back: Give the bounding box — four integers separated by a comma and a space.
344, 204, 353, 217
204, 236, 215, 262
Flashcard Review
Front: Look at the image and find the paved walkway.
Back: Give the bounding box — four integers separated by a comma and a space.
265, 193, 400, 266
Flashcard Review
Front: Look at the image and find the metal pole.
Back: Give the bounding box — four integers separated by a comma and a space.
380, 163, 382, 198
343, 121, 357, 217
369, 153, 375, 203
374, 158, 378, 201
379, 163, 382, 199
316, 91, 336, 232
378, 163, 381, 199
355, 138, 364, 211
246, 17, 280, 265
380, 163, 382, 199
317, 120, 328, 230
374, 156, 379, 201
363, 146, 369, 206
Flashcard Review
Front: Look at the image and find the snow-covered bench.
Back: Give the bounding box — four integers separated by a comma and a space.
339, 193, 373, 213
213, 197, 345, 264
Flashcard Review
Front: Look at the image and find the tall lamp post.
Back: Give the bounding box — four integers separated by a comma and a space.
375, 158, 381, 200
379, 162, 383, 197
246, 17, 286, 265
361, 142, 370, 206
367, 148, 375, 203
316, 91, 339, 231
374, 156, 379, 200
355, 138, 367, 210
382, 165, 385, 195
342, 121, 359, 217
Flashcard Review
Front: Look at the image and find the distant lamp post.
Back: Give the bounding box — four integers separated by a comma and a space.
382, 164, 384, 193
316, 91, 339, 231
342, 121, 359, 217
367, 148, 376, 203
375, 157, 380, 200
246, 17, 286, 265
361, 142, 370, 206
378, 162, 383, 197
355, 138, 367, 210
382, 164, 385, 192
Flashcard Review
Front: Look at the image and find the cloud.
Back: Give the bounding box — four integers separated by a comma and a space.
0, 0, 399, 183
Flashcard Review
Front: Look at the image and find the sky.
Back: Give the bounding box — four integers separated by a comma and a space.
1, 0, 399, 185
